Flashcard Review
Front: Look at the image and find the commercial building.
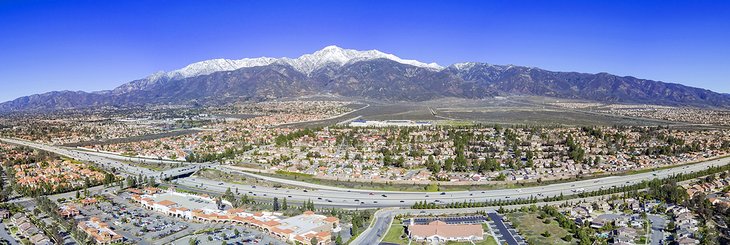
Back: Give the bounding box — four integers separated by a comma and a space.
131, 190, 340, 244
408, 220, 483, 243
77, 217, 123, 244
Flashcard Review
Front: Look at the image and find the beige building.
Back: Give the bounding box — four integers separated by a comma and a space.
408, 220, 483, 243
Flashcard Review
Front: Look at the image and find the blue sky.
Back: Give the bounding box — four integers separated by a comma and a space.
1, 0, 729, 102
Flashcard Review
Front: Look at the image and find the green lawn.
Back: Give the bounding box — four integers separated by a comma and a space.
506, 212, 572, 245
446, 235, 499, 245
382, 224, 408, 244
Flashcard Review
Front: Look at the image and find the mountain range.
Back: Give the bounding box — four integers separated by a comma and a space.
2, 45, 729, 112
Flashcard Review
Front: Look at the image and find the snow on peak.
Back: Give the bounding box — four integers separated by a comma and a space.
452, 62, 480, 70
132, 45, 443, 88
158, 57, 278, 80
279, 45, 443, 74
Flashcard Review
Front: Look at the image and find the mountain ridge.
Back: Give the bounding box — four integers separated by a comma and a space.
2, 46, 729, 112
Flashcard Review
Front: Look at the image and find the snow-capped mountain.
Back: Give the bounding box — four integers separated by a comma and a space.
278, 45, 442, 74
451, 62, 479, 70
166, 57, 280, 80
4, 45, 730, 112
114, 45, 442, 94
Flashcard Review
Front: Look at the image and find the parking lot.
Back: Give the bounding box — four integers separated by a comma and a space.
487, 212, 527, 245
74, 192, 285, 245
172, 226, 285, 245
78, 198, 183, 243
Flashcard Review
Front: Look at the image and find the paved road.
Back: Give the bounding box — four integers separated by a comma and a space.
0, 222, 19, 245
0, 138, 200, 180
5, 137, 730, 209
2, 137, 716, 245
202, 155, 730, 208
351, 208, 395, 245
648, 215, 667, 245
73, 147, 190, 165
6, 183, 118, 205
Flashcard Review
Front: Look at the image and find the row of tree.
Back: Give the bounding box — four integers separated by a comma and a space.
0, 165, 11, 201
414, 163, 730, 210
275, 128, 317, 147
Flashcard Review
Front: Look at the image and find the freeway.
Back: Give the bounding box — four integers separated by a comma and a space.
3, 137, 730, 208
189, 155, 729, 208
73, 147, 191, 165
0, 138, 200, 180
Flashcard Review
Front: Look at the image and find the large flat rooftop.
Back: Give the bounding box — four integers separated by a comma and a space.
150, 192, 219, 211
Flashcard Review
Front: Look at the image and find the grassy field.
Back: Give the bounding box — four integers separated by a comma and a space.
254, 170, 540, 192
506, 212, 572, 245
196, 169, 299, 189
445, 236, 498, 245
435, 120, 476, 127
382, 224, 408, 244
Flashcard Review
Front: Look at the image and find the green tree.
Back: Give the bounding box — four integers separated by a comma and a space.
273, 197, 280, 211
